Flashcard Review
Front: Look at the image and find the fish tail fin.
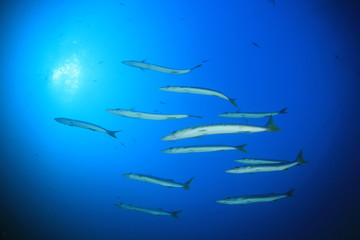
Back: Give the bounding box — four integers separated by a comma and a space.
235, 144, 248, 153
189, 115, 203, 118
229, 98, 238, 107
107, 130, 122, 138
285, 189, 295, 197
296, 150, 308, 165
279, 108, 288, 114
190, 64, 202, 71
183, 176, 195, 190
170, 211, 182, 219
265, 116, 281, 132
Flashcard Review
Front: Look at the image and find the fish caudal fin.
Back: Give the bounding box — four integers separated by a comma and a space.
265, 116, 281, 132
235, 144, 248, 153
183, 177, 195, 190
279, 108, 288, 114
296, 150, 308, 165
229, 98, 238, 107
107, 130, 122, 138
285, 189, 295, 197
189, 115, 203, 118
170, 211, 182, 219
190, 64, 202, 71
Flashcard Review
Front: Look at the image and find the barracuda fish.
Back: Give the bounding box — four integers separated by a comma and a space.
216, 189, 294, 205
122, 173, 194, 190
226, 150, 308, 174
106, 109, 201, 120
114, 203, 182, 219
54, 117, 121, 138
122, 60, 202, 74
161, 144, 247, 154
159, 86, 238, 107
161, 116, 280, 141
218, 108, 287, 118
234, 158, 288, 164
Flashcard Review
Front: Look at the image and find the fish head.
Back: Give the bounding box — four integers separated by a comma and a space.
216, 199, 228, 204
161, 130, 182, 141
122, 173, 131, 178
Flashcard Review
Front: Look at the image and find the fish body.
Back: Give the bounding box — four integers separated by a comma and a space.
54, 117, 120, 138
122, 60, 201, 74
161, 144, 247, 154
216, 189, 294, 205
114, 203, 181, 219
106, 109, 201, 120
226, 150, 307, 174
234, 158, 288, 164
161, 116, 280, 141
159, 86, 237, 107
122, 173, 194, 190
218, 108, 287, 119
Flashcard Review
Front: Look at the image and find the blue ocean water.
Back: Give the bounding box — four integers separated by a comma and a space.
1, 0, 360, 239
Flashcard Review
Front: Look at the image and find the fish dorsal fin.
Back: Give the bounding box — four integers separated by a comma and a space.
142, 59, 147, 63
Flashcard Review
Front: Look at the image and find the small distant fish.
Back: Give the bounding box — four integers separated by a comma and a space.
252, 42, 260, 48
234, 158, 288, 164
160, 101, 166, 104
114, 203, 181, 219
122, 60, 202, 74
122, 173, 194, 190
218, 108, 287, 119
98, 60, 103, 64
335, 54, 340, 60
216, 189, 295, 205
161, 144, 248, 154
226, 150, 307, 174
159, 86, 238, 107
201, 59, 210, 63
106, 109, 202, 120
54, 117, 121, 138
161, 116, 280, 141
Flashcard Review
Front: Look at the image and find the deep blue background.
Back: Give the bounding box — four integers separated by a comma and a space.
1, 0, 360, 239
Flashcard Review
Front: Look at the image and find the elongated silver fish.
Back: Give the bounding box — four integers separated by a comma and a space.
226, 150, 308, 174
122, 60, 202, 74
159, 86, 237, 107
106, 109, 201, 120
114, 203, 181, 219
161, 144, 247, 154
216, 189, 294, 205
234, 158, 288, 164
54, 117, 121, 138
122, 173, 194, 190
161, 116, 280, 141
218, 108, 287, 118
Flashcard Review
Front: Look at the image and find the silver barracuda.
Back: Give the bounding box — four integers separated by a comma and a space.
122, 173, 194, 190
54, 117, 121, 138
234, 158, 288, 164
218, 108, 287, 118
161, 144, 247, 154
226, 150, 308, 174
161, 116, 280, 141
106, 109, 201, 120
122, 60, 202, 74
216, 189, 295, 205
159, 86, 237, 107
114, 203, 182, 219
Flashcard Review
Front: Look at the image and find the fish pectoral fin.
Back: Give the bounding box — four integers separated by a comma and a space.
167, 186, 173, 188
283, 168, 289, 171
273, 200, 278, 202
